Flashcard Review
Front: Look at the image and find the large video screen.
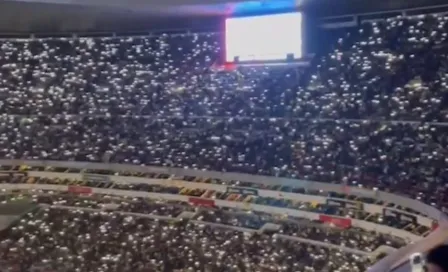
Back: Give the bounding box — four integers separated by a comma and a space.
225, 12, 303, 62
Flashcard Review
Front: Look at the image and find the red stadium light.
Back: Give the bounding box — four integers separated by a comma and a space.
211, 61, 237, 72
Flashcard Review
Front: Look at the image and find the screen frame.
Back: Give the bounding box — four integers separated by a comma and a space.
224, 12, 303, 63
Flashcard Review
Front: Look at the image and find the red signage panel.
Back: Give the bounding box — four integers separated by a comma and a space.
319, 214, 352, 229
68, 186, 92, 195
188, 197, 215, 208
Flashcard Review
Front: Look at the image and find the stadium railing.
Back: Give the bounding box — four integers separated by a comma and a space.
0, 159, 446, 271
0, 185, 408, 261
0, 159, 444, 222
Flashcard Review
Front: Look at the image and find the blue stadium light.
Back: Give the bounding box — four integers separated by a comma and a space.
227, 0, 297, 16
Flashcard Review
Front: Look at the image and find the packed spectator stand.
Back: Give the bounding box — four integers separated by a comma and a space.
0, 15, 447, 211
0, 173, 433, 235
0, 206, 370, 272
0, 11, 447, 272
0, 186, 405, 272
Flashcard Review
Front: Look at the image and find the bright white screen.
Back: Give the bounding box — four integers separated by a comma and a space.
225, 12, 302, 62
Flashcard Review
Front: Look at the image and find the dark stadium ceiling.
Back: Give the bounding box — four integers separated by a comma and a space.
11, 0, 299, 15
8, 0, 448, 15
0, 0, 448, 33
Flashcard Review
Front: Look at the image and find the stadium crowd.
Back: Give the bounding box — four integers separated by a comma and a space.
3, 190, 408, 249
0, 12, 447, 272
34, 194, 194, 218
0, 175, 431, 234
0, 206, 372, 272
195, 208, 407, 250
0, 187, 409, 271
0, 15, 447, 213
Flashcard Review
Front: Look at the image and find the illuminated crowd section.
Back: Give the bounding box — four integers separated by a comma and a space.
0, 8, 445, 272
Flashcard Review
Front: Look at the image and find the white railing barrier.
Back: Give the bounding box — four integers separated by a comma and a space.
0, 159, 443, 222
0, 158, 445, 271
1, 183, 422, 241
0, 215, 19, 231
368, 226, 448, 271
369, 245, 397, 261
26, 171, 435, 228
276, 234, 368, 256
260, 223, 282, 232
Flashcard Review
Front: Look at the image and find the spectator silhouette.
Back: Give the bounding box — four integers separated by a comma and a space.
427, 245, 448, 272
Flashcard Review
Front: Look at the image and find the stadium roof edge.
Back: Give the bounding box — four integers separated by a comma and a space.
0, 0, 448, 33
